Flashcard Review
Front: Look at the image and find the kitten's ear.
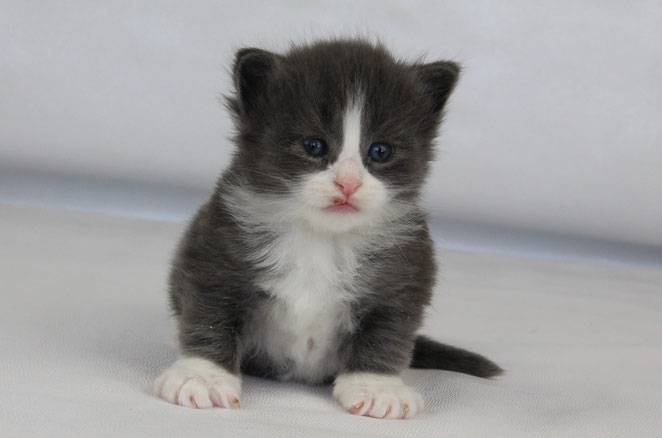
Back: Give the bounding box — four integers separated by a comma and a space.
415, 61, 461, 113
233, 48, 279, 114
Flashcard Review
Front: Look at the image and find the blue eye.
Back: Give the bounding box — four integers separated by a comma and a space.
302, 138, 328, 157
368, 143, 393, 163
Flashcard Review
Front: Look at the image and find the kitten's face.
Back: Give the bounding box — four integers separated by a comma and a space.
227, 41, 459, 233
292, 97, 394, 233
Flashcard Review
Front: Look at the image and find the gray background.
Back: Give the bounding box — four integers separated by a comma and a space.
1, 0, 661, 263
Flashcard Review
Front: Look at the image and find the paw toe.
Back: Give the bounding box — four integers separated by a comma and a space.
177, 377, 213, 409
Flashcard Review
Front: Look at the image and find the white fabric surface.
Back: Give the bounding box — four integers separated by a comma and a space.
1, 204, 661, 437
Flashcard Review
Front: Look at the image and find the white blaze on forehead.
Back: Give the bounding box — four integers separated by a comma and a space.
338, 96, 364, 162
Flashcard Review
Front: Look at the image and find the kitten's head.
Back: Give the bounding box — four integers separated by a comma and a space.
225, 40, 459, 234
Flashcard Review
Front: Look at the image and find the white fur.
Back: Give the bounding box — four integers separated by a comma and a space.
154, 356, 242, 409
333, 372, 424, 419
244, 224, 361, 383
339, 98, 363, 161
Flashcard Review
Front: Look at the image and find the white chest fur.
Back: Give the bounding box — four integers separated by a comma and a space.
245, 226, 361, 383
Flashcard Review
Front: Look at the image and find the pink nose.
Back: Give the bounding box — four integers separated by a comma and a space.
334, 159, 363, 199
334, 179, 362, 199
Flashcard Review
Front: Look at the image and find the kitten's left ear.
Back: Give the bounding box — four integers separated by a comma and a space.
415, 61, 461, 113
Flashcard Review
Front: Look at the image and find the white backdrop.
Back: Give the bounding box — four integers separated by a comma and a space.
1, 0, 661, 247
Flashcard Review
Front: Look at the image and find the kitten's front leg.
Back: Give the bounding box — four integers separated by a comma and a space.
333, 308, 425, 420
155, 287, 244, 409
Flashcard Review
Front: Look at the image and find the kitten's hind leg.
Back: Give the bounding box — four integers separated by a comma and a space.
154, 356, 242, 409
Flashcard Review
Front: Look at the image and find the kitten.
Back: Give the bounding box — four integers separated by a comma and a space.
154, 39, 502, 420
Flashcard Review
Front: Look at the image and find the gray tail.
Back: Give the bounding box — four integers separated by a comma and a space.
410, 335, 504, 378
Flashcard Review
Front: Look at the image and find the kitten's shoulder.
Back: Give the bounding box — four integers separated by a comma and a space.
169, 183, 249, 295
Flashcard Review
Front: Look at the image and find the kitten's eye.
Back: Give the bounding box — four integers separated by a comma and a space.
368, 143, 393, 163
302, 138, 328, 157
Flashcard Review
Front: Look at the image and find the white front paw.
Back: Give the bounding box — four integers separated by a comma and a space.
154, 357, 242, 409
333, 372, 423, 419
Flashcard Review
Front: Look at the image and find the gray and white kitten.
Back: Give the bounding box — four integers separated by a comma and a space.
154, 39, 501, 420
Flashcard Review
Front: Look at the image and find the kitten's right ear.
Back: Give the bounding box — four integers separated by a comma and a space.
233, 48, 279, 115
